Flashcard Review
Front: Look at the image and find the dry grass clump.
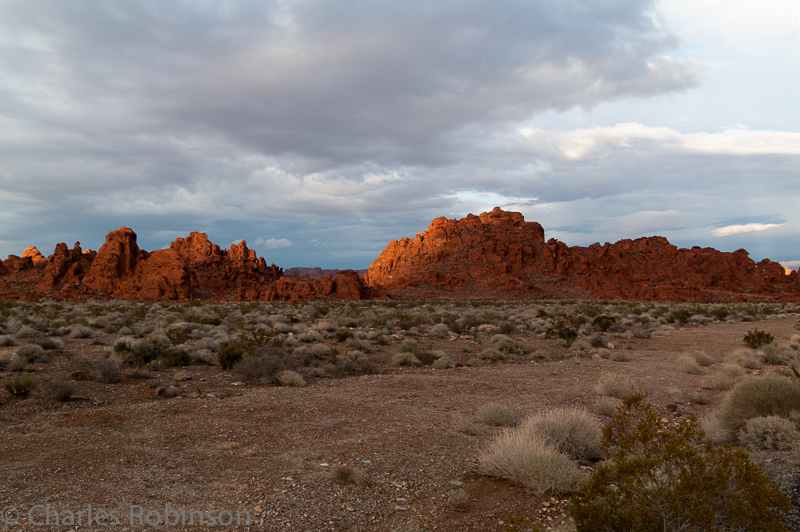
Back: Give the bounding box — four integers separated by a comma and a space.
274, 370, 306, 387
677, 355, 703, 375
595, 372, 636, 399
477, 428, 585, 495
725, 348, 760, 369
46, 381, 78, 402
3, 374, 36, 396
15, 343, 48, 363
759, 344, 792, 365
738, 416, 800, 453
336, 350, 377, 373
700, 364, 743, 390
703, 373, 800, 443
475, 403, 524, 427
96, 358, 121, 384
688, 350, 713, 367
392, 351, 422, 367
232, 353, 289, 383
519, 408, 601, 461
69, 326, 94, 338
592, 398, 620, 418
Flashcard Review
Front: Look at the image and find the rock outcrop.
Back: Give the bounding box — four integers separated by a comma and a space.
0, 227, 369, 302
366, 207, 800, 302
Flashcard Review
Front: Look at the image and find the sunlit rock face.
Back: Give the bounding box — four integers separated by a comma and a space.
366, 208, 800, 302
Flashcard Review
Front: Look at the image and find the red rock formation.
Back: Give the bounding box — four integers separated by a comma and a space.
22, 247, 47, 268
366, 208, 800, 302
36, 242, 96, 293
3, 254, 34, 272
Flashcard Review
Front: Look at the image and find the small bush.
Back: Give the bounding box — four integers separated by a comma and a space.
700, 364, 743, 391
545, 320, 578, 345
592, 315, 616, 332
15, 343, 47, 363
0, 335, 18, 346
760, 344, 790, 365
738, 415, 800, 452
690, 350, 713, 367
14, 325, 39, 338
592, 398, 619, 418
475, 403, 524, 427
478, 429, 584, 495
159, 347, 190, 367
330, 465, 367, 486
491, 334, 526, 355
726, 348, 760, 369
96, 359, 121, 384
714, 373, 800, 438
336, 350, 377, 373
47, 381, 78, 401
233, 352, 288, 383
69, 326, 94, 339
677, 355, 703, 375
744, 329, 774, 349
430, 323, 451, 339
520, 408, 602, 461
594, 372, 636, 399
334, 329, 355, 342
3, 374, 36, 397
218, 343, 244, 370
571, 393, 791, 532
478, 348, 505, 362
274, 370, 306, 387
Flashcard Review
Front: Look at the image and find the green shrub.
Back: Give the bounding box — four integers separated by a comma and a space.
15, 343, 47, 363
744, 329, 775, 349
592, 315, 617, 332
668, 308, 692, 325
392, 351, 422, 367
218, 343, 244, 370
47, 381, 78, 401
3, 374, 36, 397
545, 320, 578, 345
159, 347, 190, 367
233, 352, 288, 383
571, 393, 791, 532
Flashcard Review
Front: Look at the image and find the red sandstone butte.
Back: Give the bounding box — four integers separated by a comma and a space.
365, 207, 800, 302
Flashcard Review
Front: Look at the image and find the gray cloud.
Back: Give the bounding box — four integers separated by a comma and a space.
1, 0, 795, 269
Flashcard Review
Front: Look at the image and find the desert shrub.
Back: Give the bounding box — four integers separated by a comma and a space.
520, 408, 601, 461
274, 370, 306, 387
0, 335, 18, 346
588, 335, 607, 348
90, 316, 110, 329
477, 348, 504, 362
760, 344, 790, 365
431, 355, 452, 369
594, 372, 636, 399
430, 323, 451, 338
591, 315, 617, 332
491, 334, 526, 355
700, 364, 743, 391
545, 320, 578, 345
15, 343, 47, 363
346, 337, 372, 353
476, 403, 524, 427
392, 351, 422, 367
478, 429, 584, 495
14, 325, 39, 338
218, 343, 244, 370
159, 347, 190, 367
677, 355, 703, 375
334, 328, 355, 342
69, 326, 94, 338
3, 374, 36, 397
689, 350, 713, 367
726, 348, 760, 369
233, 352, 288, 383
690, 391, 711, 405
571, 393, 791, 532
298, 329, 323, 343
336, 350, 377, 373
593, 398, 620, 418
714, 373, 800, 437
96, 358, 121, 384
165, 326, 192, 346
668, 308, 693, 325
738, 415, 800, 452
31, 336, 64, 350
744, 329, 774, 349
47, 381, 78, 401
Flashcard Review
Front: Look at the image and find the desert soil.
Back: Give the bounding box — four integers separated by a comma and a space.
1, 316, 799, 531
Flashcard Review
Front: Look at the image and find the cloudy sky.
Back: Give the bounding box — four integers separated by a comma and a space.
1, 0, 798, 270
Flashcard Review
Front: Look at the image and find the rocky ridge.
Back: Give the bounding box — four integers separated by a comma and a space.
0, 228, 368, 302
365, 207, 800, 302
1, 209, 798, 302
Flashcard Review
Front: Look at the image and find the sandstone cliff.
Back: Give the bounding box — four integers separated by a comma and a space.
365, 207, 799, 302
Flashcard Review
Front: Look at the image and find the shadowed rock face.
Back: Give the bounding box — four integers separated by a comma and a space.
3, 228, 368, 302
366, 208, 800, 302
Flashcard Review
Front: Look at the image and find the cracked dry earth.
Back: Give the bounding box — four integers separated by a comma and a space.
2, 317, 800, 532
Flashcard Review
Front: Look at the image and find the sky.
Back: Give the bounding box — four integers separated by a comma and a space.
1, 0, 798, 270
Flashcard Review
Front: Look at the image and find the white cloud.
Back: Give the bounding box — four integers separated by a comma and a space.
711, 224, 784, 237
255, 237, 292, 250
